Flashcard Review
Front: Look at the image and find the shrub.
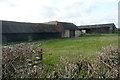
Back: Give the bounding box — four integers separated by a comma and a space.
2, 43, 42, 78
43, 55, 95, 78
2, 43, 119, 79
43, 46, 119, 79
96, 46, 119, 78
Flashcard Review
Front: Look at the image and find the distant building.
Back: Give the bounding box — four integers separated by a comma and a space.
1, 20, 117, 44
45, 21, 81, 38
1, 20, 61, 44
78, 23, 117, 34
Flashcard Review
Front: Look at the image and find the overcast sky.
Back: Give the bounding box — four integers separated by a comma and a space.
0, 0, 119, 27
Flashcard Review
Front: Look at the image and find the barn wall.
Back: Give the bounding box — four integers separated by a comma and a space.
110, 26, 117, 33
109, 26, 114, 33
55, 23, 65, 37
63, 30, 70, 38
2, 32, 61, 44
63, 30, 80, 38
91, 27, 110, 34
2, 35, 8, 44
85, 27, 110, 34
56, 23, 64, 32
75, 30, 81, 37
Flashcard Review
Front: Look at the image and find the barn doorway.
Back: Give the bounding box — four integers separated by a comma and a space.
70, 30, 75, 37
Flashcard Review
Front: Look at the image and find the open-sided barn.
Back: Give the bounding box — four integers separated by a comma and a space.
1, 20, 61, 44
78, 23, 117, 34
45, 21, 81, 38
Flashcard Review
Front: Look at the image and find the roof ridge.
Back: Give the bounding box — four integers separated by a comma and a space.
79, 23, 115, 26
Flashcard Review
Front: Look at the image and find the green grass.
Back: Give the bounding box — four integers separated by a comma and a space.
83, 34, 118, 37
40, 34, 118, 68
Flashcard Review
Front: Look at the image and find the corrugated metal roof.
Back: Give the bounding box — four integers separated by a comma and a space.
2, 20, 59, 33
78, 23, 116, 29
59, 22, 79, 30
45, 21, 79, 30
45, 21, 58, 25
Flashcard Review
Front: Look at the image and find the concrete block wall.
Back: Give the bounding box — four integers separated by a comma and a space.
64, 30, 70, 38
75, 30, 81, 37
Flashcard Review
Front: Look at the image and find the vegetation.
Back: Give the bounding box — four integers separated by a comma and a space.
2, 34, 119, 79
2, 43, 42, 78
41, 34, 118, 67
44, 46, 119, 78
83, 34, 118, 37
40, 34, 119, 78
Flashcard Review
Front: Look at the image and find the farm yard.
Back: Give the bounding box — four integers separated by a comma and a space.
2, 34, 119, 78
1, 0, 119, 79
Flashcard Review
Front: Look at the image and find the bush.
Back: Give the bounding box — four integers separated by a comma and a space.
96, 46, 119, 78
43, 46, 119, 79
2, 43, 119, 79
2, 43, 42, 78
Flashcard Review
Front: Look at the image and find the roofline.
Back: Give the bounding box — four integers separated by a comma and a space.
1, 20, 56, 26
44, 20, 75, 24
1, 20, 115, 27
58, 21, 74, 24
1, 20, 38, 24
78, 23, 115, 27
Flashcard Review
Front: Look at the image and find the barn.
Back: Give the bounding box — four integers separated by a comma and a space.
45, 21, 81, 38
78, 23, 117, 34
1, 20, 61, 44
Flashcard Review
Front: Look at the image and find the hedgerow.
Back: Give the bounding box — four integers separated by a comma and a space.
2, 44, 119, 79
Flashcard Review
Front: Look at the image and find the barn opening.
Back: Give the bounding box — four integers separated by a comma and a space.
70, 30, 75, 37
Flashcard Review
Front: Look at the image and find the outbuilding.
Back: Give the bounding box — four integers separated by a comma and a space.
1, 20, 61, 44
45, 21, 81, 38
78, 23, 117, 34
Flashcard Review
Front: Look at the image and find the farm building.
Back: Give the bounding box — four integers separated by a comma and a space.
1, 20, 61, 44
45, 21, 81, 38
78, 23, 117, 34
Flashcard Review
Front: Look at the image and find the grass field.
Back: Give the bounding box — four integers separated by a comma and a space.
40, 34, 118, 68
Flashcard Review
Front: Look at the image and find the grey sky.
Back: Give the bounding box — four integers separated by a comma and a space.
0, 0, 119, 27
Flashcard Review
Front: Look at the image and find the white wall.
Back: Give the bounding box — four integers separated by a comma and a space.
75, 30, 81, 37
64, 30, 70, 38
64, 30, 81, 38
81, 30, 86, 33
